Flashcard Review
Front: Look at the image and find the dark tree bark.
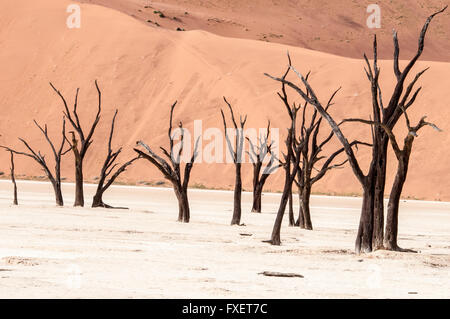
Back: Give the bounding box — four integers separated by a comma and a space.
252, 183, 262, 213
372, 6, 446, 249
295, 167, 305, 227
9, 151, 18, 205
293, 84, 367, 230
265, 6, 446, 253
351, 116, 440, 251
300, 183, 313, 230
266, 63, 305, 245
295, 187, 304, 227
1, 118, 70, 206
50, 80, 102, 207
92, 110, 141, 208
268, 128, 303, 245
247, 120, 280, 213
288, 188, 295, 226
221, 97, 247, 225
134, 101, 200, 223
270, 67, 367, 238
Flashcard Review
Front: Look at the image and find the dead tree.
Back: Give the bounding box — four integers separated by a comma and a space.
294, 91, 370, 230
1, 118, 70, 206
221, 97, 247, 225
50, 80, 102, 207
345, 113, 441, 251
9, 151, 18, 205
134, 101, 199, 223
384, 115, 441, 251
266, 63, 376, 252
246, 120, 280, 213
362, 7, 446, 251
265, 7, 446, 253
92, 110, 141, 208
264, 63, 305, 245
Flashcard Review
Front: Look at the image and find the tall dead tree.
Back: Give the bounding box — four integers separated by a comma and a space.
92, 110, 141, 208
266, 63, 377, 252
345, 113, 441, 251
246, 120, 280, 213
221, 97, 247, 225
362, 7, 446, 251
264, 64, 305, 245
50, 80, 102, 207
134, 101, 200, 223
1, 118, 70, 206
9, 151, 18, 205
265, 7, 446, 253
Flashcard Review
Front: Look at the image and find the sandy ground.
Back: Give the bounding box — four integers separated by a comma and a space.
0, 180, 448, 298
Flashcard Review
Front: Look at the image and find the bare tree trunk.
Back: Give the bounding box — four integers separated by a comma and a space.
385, 142, 415, 252
269, 181, 292, 245
372, 140, 387, 250
269, 153, 300, 245
296, 184, 304, 227
355, 176, 375, 253
92, 191, 105, 208
74, 160, 84, 207
384, 168, 405, 250
175, 184, 190, 223
300, 183, 313, 230
181, 188, 190, 223
288, 188, 295, 226
51, 181, 64, 207
231, 163, 242, 225
10, 152, 18, 205
251, 183, 262, 213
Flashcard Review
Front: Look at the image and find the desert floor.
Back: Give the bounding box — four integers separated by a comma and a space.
0, 180, 448, 298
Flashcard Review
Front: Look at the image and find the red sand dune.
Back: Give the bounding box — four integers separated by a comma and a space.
78, 0, 450, 62
0, 0, 449, 201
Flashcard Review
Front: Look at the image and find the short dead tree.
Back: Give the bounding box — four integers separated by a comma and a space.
1, 117, 70, 206
50, 80, 102, 207
246, 120, 280, 213
134, 101, 200, 223
294, 89, 370, 230
221, 97, 247, 226
92, 110, 141, 208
